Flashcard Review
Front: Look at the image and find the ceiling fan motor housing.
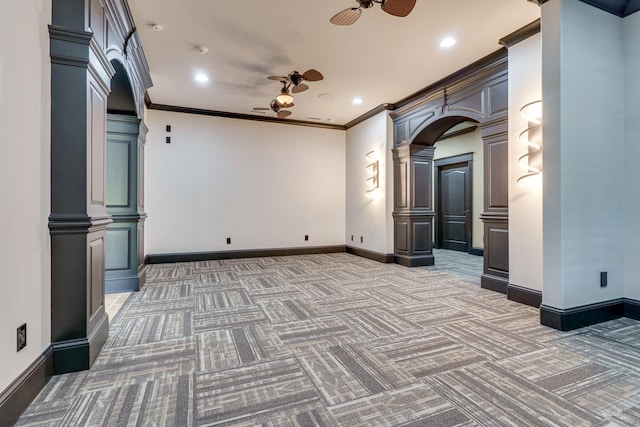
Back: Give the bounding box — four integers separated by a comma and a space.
289, 71, 304, 86
358, 0, 376, 8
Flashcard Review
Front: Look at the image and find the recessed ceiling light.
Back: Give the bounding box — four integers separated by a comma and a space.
195, 73, 209, 83
440, 37, 456, 48
352, 97, 363, 105
151, 24, 164, 32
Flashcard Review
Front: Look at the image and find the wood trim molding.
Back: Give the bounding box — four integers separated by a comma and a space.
526, 0, 547, 5
147, 103, 347, 131
0, 346, 54, 426
540, 299, 627, 331
576, 0, 639, 17
344, 104, 394, 129
529, 0, 640, 17
146, 246, 347, 264
469, 247, 484, 256
345, 246, 394, 263
499, 19, 540, 48
507, 283, 542, 308
481, 274, 508, 294
434, 152, 474, 167
392, 48, 507, 115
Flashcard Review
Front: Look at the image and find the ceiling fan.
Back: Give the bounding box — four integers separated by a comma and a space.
253, 69, 324, 119
330, 0, 416, 25
253, 94, 294, 119
267, 69, 324, 95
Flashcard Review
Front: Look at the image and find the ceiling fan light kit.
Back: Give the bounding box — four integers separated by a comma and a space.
330, 0, 416, 25
255, 69, 324, 119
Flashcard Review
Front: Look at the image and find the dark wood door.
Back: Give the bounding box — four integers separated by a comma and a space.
439, 164, 470, 252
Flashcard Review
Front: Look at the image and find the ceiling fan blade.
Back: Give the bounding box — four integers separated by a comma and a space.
330, 7, 361, 26
268, 75, 288, 82
302, 69, 323, 82
381, 0, 416, 17
252, 107, 270, 111
292, 83, 309, 94
278, 110, 292, 119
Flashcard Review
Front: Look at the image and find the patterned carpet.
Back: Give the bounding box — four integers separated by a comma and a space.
16, 250, 640, 426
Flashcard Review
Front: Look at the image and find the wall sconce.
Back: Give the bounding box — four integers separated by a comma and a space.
517, 100, 542, 187
365, 150, 380, 198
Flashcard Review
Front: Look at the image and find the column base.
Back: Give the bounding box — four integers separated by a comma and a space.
52, 311, 109, 375
481, 274, 508, 294
394, 253, 435, 267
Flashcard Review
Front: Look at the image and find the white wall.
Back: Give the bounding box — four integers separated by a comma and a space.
542, 0, 625, 308
345, 111, 393, 255
0, 0, 51, 392
624, 11, 640, 300
508, 34, 543, 292
434, 129, 484, 249
145, 110, 346, 254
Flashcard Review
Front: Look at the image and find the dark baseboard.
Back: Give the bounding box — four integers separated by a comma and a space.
540, 299, 626, 331
346, 246, 394, 263
52, 339, 89, 375
625, 299, 640, 320
0, 346, 54, 427
469, 247, 484, 257
481, 274, 508, 294
507, 284, 542, 308
52, 311, 109, 375
146, 245, 346, 264
394, 254, 435, 267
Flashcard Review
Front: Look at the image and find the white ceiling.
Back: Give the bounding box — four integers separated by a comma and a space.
129, 0, 540, 126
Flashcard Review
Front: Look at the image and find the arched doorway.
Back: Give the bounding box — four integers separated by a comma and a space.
390, 52, 509, 293
105, 60, 146, 293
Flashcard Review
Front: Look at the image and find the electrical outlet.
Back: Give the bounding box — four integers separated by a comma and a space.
226, 237, 231, 244
166, 125, 171, 132
304, 235, 309, 241
351, 235, 353, 241
165, 136, 171, 144
600, 271, 608, 287
360, 236, 363, 243
17, 324, 26, 352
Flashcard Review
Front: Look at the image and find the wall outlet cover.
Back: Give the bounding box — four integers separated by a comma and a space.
17, 323, 26, 352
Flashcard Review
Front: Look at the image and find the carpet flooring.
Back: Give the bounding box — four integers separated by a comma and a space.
15, 250, 640, 426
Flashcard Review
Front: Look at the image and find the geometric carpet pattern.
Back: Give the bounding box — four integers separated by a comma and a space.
16, 250, 640, 426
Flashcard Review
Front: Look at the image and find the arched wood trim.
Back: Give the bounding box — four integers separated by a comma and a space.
390, 51, 510, 293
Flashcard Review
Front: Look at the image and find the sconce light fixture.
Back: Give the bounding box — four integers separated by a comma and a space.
365, 150, 379, 197
517, 100, 542, 187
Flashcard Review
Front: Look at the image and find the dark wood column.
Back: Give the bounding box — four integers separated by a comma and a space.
479, 117, 509, 293
392, 145, 436, 266
49, 14, 114, 373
